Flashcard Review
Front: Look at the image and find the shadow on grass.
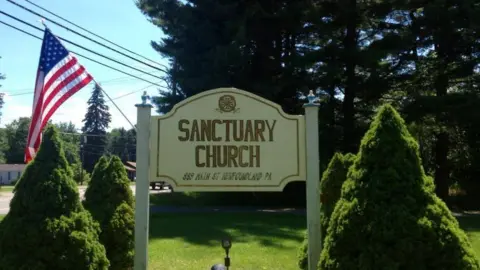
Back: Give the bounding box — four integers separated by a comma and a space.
149, 212, 305, 248
150, 182, 307, 208
457, 215, 480, 233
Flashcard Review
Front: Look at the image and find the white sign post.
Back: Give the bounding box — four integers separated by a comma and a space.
304, 92, 321, 270
134, 88, 321, 270
134, 99, 152, 270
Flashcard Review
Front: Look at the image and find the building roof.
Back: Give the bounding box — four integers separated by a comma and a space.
124, 164, 136, 172
126, 161, 136, 168
0, 164, 26, 172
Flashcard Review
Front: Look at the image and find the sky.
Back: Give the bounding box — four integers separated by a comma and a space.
0, 0, 167, 130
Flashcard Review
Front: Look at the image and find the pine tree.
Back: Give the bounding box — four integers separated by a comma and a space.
319, 104, 479, 269
81, 83, 111, 172
297, 152, 355, 270
0, 126, 109, 270
84, 155, 134, 269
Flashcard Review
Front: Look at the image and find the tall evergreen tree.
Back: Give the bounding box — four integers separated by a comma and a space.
81, 84, 111, 172
137, 0, 480, 206
319, 104, 479, 269
137, 0, 313, 115
391, 0, 480, 200
0, 126, 109, 269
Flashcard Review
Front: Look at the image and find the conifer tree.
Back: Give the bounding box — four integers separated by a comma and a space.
81, 84, 111, 172
84, 155, 134, 269
298, 152, 355, 270
319, 104, 479, 269
0, 126, 109, 270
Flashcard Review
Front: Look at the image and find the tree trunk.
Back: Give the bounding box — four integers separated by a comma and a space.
435, 131, 450, 200
342, 0, 357, 153
434, 63, 450, 201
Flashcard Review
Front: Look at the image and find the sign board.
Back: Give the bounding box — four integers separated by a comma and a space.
149, 88, 306, 191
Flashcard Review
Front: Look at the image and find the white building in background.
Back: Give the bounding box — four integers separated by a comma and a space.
0, 164, 25, 185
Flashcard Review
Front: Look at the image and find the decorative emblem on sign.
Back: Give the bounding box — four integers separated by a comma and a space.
216, 95, 239, 113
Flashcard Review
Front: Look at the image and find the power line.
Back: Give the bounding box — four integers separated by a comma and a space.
0, 10, 167, 83
4, 74, 153, 94
93, 79, 136, 130
107, 84, 157, 103
22, 0, 168, 70
0, 19, 167, 88
3, 76, 158, 102
7, 0, 169, 74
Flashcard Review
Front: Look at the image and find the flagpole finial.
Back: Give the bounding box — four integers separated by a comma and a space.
39, 18, 46, 27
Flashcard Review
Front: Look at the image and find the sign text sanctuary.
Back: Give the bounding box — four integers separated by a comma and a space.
177, 119, 277, 168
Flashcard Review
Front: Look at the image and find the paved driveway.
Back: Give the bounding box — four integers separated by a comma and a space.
0, 185, 169, 215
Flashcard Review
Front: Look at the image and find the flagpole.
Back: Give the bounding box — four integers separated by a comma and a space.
92, 80, 137, 130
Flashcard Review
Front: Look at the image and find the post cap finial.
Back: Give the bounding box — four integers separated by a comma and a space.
136, 91, 153, 107
307, 90, 317, 104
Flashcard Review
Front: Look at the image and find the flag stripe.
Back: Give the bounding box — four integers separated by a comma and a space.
41, 73, 92, 127
28, 74, 93, 162
30, 71, 91, 153
43, 65, 87, 110
29, 57, 81, 144
25, 28, 93, 163
26, 71, 45, 155
43, 56, 78, 96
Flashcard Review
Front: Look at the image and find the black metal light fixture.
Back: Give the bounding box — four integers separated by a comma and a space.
221, 238, 232, 269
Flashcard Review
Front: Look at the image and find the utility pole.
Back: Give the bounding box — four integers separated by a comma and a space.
80, 135, 87, 185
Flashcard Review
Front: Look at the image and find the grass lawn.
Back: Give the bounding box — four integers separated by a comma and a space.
149, 212, 305, 270
1, 212, 480, 269
0, 186, 14, 193
457, 215, 480, 254
0, 215, 4, 221
149, 191, 304, 208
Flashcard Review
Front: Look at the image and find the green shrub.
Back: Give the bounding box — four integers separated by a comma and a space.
83, 155, 109, 215
84, 155, 134, 270
319, 104, 479, 270
0, 126, 109, 270
104, 203, 135, 269
297, 152, 355, 270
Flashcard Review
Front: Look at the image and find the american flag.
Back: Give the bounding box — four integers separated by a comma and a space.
25, 28, 93, 163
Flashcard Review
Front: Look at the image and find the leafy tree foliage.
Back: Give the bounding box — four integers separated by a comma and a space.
84, 155, 134, 270
81, 84, 111, 172
71, 162, 91, 185
0, 128, 7, 163
107, 127, 136, 162
54, 121, 81, 165
297, 152, 355, 270
4, 117, 30, 163
319, 105, 479, 269
0, 126, 109, 269
0, 73, 4, 125
2, 118, 81, 165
